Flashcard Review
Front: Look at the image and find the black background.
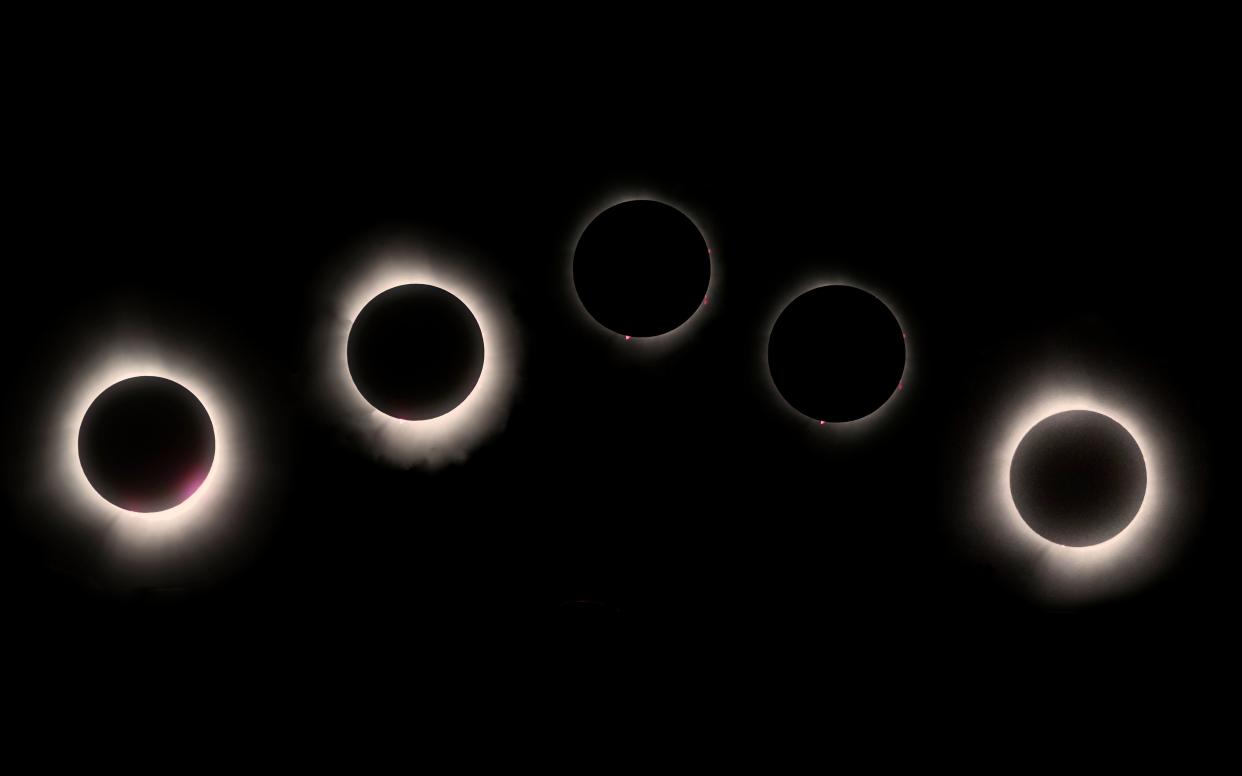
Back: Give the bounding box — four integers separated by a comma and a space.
2, 29, 1232, 711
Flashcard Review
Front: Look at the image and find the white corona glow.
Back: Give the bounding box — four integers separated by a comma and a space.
568, 190, 719, 353
969, 383, 1191, 604
761, 278, 910, 436
320, 249, 520, 468
48, 346, 254, 577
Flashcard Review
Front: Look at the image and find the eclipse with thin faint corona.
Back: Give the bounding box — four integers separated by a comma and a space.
767, 285, 906, 423
1009, 409, 1147, 547
78, 375, 215, 513
347, 283, 485, 420
573, 199, 710, 338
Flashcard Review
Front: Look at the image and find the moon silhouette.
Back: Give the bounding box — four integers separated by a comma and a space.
347, 283, 485, 420
1009, 409, 1147, 547
573, 199, 710, 338
767, 285, 905, 423
78, 376, 216, 513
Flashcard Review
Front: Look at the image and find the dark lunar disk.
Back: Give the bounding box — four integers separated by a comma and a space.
347, 284, 484, 420
1009, 409, 1147, 547
573, 199, 710, 337
78, 376, 216, 512
767, 285, 906, 423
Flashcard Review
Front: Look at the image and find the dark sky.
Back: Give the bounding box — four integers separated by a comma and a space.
1, 45, 1230, 699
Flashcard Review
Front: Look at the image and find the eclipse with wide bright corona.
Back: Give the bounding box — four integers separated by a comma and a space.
41, 342, 260, 588
78, 375, 216, 512
767, 284, 905, 423
1009, 409, 1147, 547
321, 249, 520, 469
573, 199, 710, 339
347, 283, 485, 420
967, 382, 1193, 606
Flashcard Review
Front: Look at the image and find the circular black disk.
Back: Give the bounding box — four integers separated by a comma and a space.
767, 285, 906, 423
347, 283, 485, 420
573, 199, 710, 337
1009, 409, 1147, 547
78, 376, 216, 512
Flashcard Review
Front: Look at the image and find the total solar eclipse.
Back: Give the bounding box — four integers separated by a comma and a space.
78, 375, 215, 513
347, 283, 485, 420
1009, 409, 1147, 547
768, 285, 906, 423
573, 199, 710, 338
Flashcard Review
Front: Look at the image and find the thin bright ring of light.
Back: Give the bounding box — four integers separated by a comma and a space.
761, 278, 911, 437
972, 385, 1190, 604
50, 348, 250, 574
568, 191, 719, 353
320, 249, 520, 468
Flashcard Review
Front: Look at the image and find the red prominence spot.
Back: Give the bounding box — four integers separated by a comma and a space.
624, 335, 631, 341
819, 420, 826, 426
180, 471, 206, 501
